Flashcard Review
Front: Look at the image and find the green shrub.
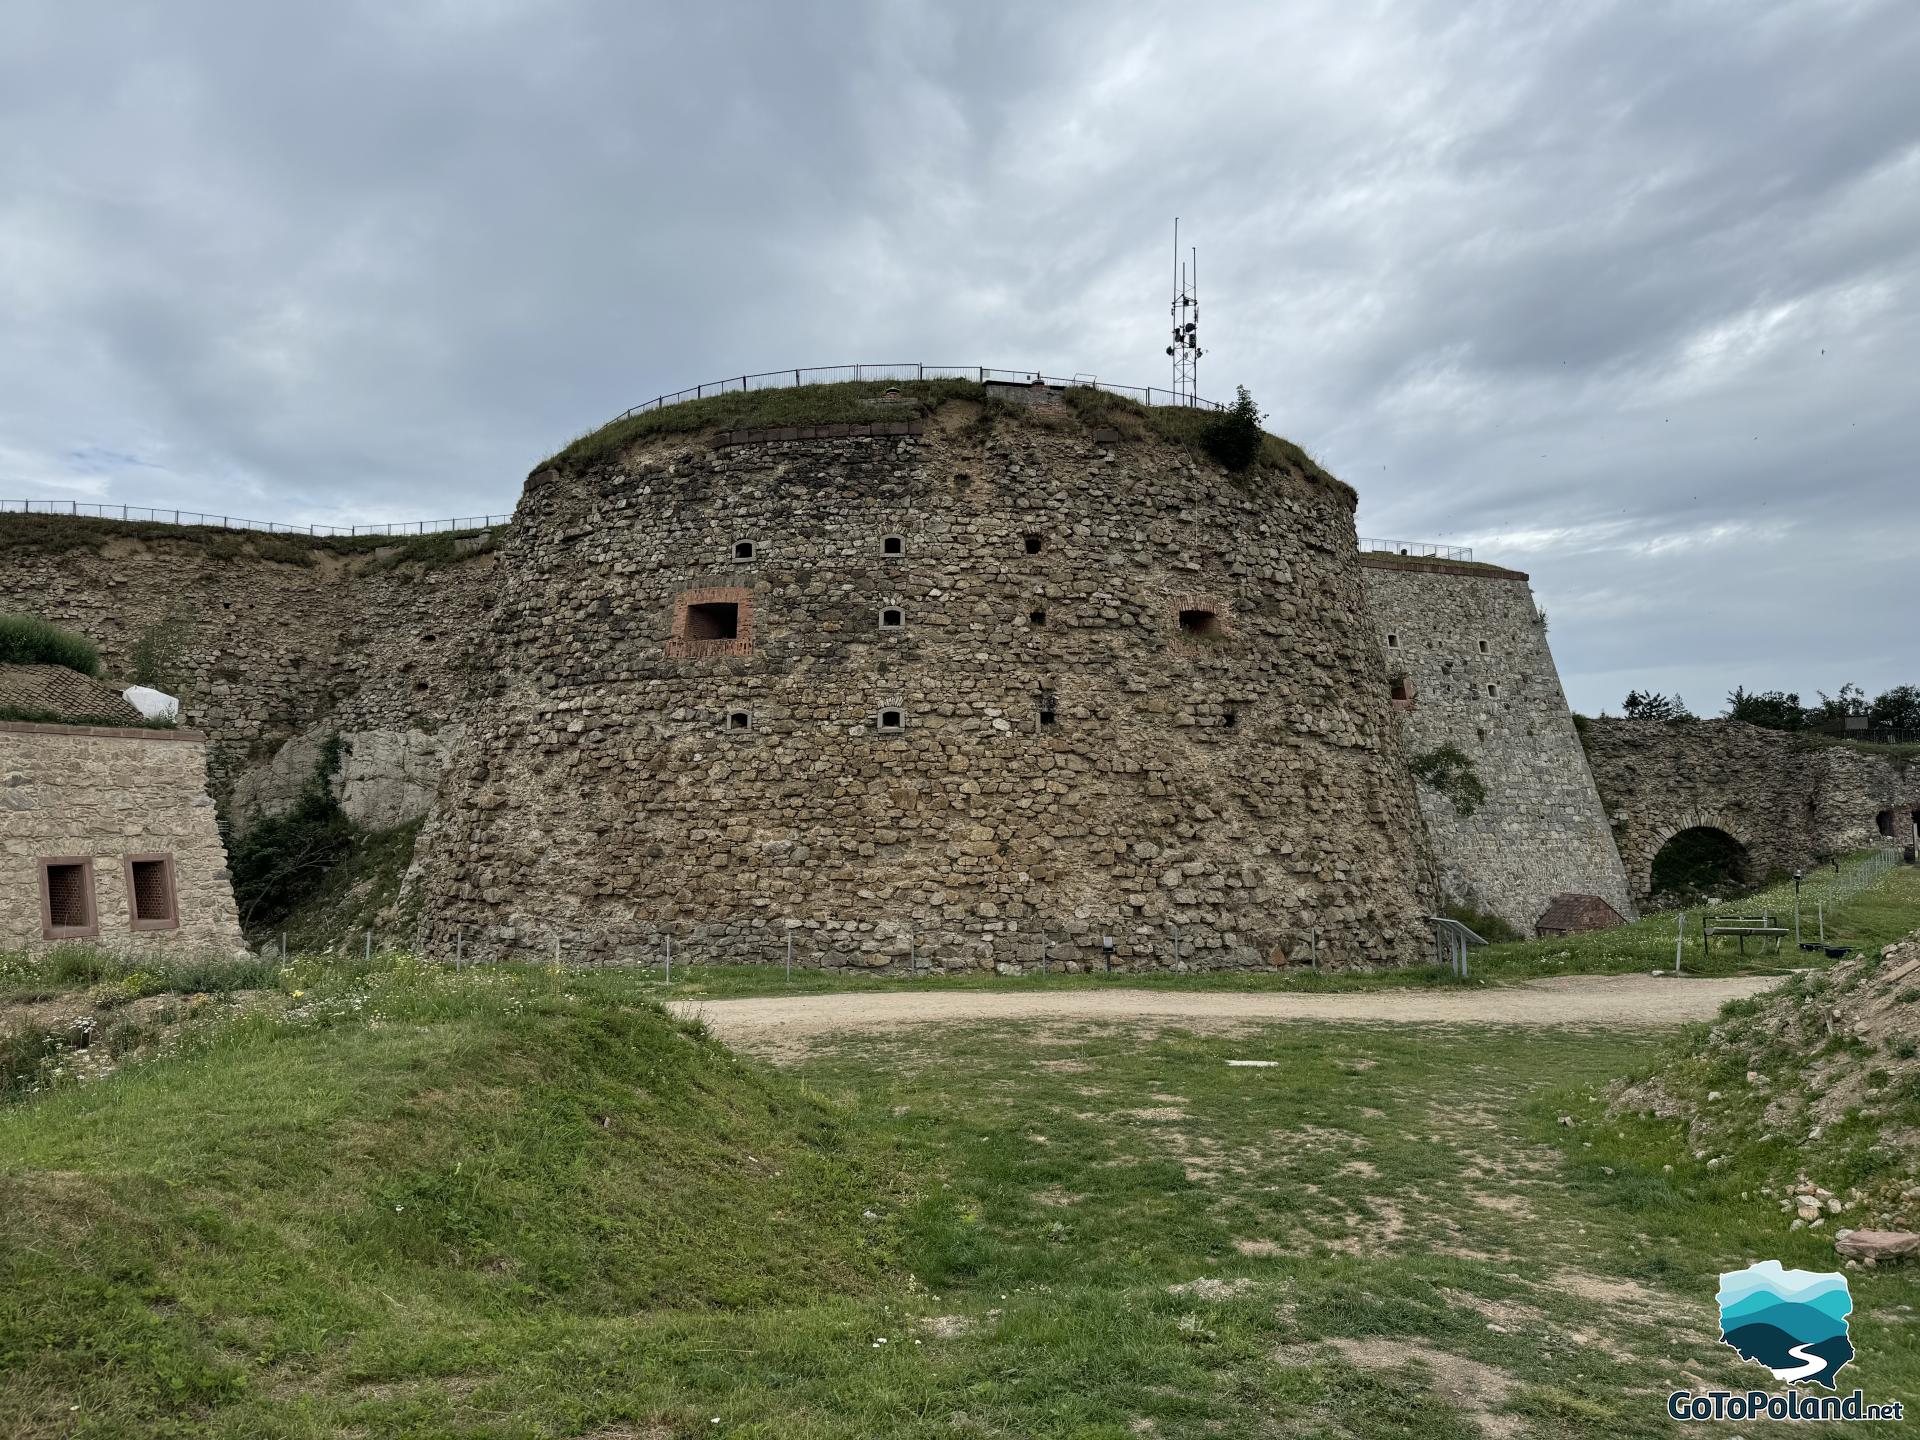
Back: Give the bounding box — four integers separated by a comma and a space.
1409, 744, 1487, 818
0, 615, 99, 675
228, 736, 353, 930
1200, 386, 1265, 472
1442, 903, 1522, 944
129, 606, 195, 690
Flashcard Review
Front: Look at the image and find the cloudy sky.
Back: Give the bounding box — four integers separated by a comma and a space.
3, 0, 1914, 713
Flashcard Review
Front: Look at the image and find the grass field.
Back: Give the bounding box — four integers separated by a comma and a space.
4, 864, 1917, 1436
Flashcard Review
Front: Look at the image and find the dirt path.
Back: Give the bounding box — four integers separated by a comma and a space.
673, 973, 1779, 1057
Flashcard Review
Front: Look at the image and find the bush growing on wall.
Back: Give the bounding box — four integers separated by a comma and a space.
0, 615, 100, 675
1409, 744, 1487, 818
129, 606, 196, 691
1201, 386, 1265, 472
228, 735, 352, 930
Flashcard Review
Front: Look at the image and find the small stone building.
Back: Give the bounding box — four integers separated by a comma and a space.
1, 665, 245, 955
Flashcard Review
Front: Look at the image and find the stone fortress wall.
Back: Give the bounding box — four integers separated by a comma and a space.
1580, 717, 1918, 899
7, 397, 1908, 962
0, 525, 499, 834
406, 406, 1441, 972
1359, 555, 1636, 935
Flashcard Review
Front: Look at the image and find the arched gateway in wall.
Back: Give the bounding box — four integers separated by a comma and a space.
1629, 809, 1754, 901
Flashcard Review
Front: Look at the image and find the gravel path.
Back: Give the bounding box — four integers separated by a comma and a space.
673, 973, 1780, 1056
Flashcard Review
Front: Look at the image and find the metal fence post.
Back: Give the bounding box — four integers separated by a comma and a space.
785, 931, 793, 984
1674, 913, 1684, 975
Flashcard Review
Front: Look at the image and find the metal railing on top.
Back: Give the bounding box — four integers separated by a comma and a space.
1, 498, 512, 539
6, 497, 1480, 568
606, 363, 1228, 423
1359, 537, 1476, 562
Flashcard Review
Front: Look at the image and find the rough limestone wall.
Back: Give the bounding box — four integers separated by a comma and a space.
412, 414, 1439, 972
1581, 718, 1916, 898
0, 724, 245, 955
0, 528, 497, 828
1359, 557, 1635, 935
228, 727, 465, 832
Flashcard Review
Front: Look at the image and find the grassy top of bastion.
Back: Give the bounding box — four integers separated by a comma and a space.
0, 512, 501, 570
538, 377, 1351, 498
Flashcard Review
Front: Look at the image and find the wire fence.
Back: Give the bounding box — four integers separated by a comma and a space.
605, 362, 1229, 424
1819, 844, 1901, 917
0, 498, 511, 539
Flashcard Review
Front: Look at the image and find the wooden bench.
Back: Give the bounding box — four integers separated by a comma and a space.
1703, 913, 1787, 955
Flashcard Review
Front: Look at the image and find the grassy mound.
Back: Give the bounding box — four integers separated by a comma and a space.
0, 512, 500, 568
540, 377, 989, 471
538, 377, 1348, 499
0, 959, 902, 1435
1612, 927, 1920, 1240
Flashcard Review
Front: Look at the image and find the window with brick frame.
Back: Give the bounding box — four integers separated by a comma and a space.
125, 854, 179, 931
39, 857, 97, 940
668, 588, 754, 658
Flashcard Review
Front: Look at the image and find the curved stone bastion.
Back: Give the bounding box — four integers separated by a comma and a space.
410, 393, 1438, 971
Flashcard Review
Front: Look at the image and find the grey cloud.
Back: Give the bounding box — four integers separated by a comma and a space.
1, 0, 1915, 713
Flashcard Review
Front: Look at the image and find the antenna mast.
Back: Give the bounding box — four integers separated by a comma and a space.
1167, 218, 1202, 406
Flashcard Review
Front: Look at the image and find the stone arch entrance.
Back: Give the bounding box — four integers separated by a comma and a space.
1649, 824, 1752, 900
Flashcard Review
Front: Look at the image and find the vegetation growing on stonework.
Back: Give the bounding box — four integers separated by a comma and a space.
0, 614, 100, 675
1200, 385, 1265, 471
1619, 688, 1693, 722
1061, 383, 1337, 487
1408, 743, 1486, 818
539, 378, 990, 471
128, 604, 196, 691
228, 735, 353, 930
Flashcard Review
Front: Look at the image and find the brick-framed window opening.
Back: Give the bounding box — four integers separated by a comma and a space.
124, 853, 179, 931
1170, 594, 1230, 644
39, 857, 98, 940
667, 588, 754, 659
